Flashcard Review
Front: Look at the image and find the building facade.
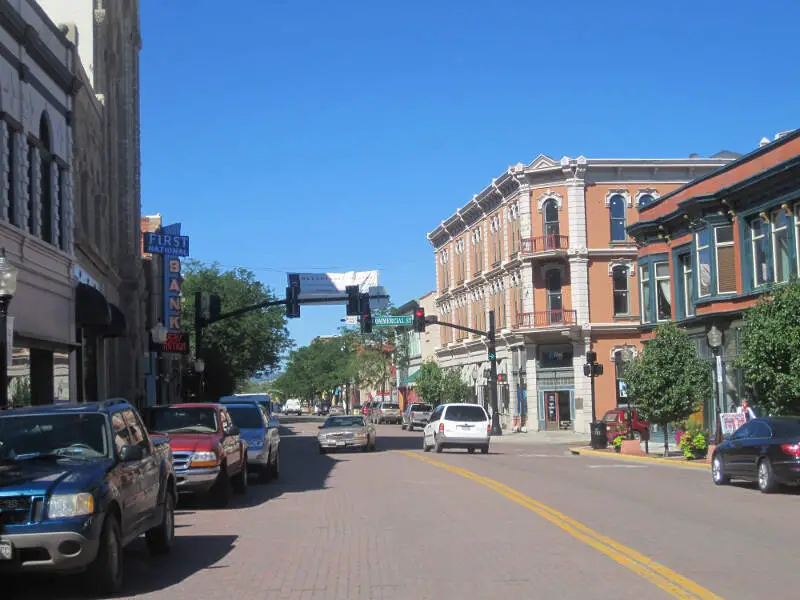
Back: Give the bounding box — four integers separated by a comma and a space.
428, 152, 735, 434
394, 291, 437, 410
630, 130, 800, 435
40, 0, 146, 406
0, 1, 80, 406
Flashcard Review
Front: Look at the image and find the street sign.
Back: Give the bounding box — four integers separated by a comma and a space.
373, 315, 413, 327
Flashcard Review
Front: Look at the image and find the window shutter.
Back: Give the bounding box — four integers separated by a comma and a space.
716, 245, 737, 293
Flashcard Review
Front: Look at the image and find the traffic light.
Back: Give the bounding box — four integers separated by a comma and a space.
345, 285, 360, 316
209, 294, 222, 321
285, 285, 300, 318
488, 348, 496, 361
586, 351, 597, 364
359, 293, 372, 333
413, 308, 426, 332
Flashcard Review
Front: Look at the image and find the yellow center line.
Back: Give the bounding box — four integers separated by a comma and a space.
399, 451, 724, 600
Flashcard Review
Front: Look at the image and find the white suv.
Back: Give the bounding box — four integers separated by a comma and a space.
422, 403, 490, 454
283, 398, 302, 416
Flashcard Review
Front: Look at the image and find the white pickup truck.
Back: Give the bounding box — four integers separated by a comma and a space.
283, 398, 302, 416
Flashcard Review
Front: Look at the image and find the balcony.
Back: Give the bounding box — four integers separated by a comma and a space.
516, 310, 577, 329
520, 235, 569, 257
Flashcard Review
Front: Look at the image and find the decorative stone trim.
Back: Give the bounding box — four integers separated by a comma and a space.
609, 344, 638, 362
536, 189, 563, 213
604, 188, 632, 208
439, 249, 449, 264
635, 189, 660, 208
540, 262, 566, 278
490, 214, 501, 232
608, 259, 636, 277
454, 238, 464, 255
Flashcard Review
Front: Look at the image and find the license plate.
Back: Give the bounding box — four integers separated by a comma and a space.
0, 541, 12, 561
336, 441, 346, 447
458, 425, 472, 430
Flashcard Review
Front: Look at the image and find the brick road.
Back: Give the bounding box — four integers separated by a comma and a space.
12, 418, 797, 599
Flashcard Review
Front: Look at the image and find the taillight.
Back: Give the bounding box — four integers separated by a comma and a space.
487, 423, 492, 435
781, 443, 800, 457
438, 423, 444, 434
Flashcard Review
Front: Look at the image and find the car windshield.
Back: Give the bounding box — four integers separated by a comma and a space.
444, 405, 487, 422
381, 403, 399, 410
0, 413, 110, 461
226, 406, 265, 429
411, 404, 432, 412
323, 416, 365, 428
151, 407, 219, 434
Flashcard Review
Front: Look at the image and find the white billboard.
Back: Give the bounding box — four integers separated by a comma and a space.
289, 271, 380, 304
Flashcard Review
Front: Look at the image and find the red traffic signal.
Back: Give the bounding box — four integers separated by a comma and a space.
413, 308, 426, 333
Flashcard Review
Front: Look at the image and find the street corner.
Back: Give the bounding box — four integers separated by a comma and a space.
568, 446, 711, 470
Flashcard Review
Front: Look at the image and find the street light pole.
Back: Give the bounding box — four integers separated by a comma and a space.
488, 310, 501, 436
707, 325, 724, 444
0, 249, 19, 410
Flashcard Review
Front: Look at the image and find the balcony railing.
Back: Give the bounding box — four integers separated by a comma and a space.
516, 309, 577, 328
520, 235, 569, 254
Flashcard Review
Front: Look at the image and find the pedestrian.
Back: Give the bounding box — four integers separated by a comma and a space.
737, 398, 757, 421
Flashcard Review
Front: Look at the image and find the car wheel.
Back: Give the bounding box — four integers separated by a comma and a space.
271, 449, 280, 479
468, 448, 475, 454
758, 458, 779, 494
481, 445, 489, 455
146, 491, 175, 555
232, 461, 248, 495
711, 454, 729, 486
87, 514, 123, 595
401, 423, 407, 430
209, 468, 230, 508
422, 436, 430, 452
434, 436, 443, 454
408, 423, 414, 432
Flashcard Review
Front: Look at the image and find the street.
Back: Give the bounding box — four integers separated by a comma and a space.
15, 417, 798, 600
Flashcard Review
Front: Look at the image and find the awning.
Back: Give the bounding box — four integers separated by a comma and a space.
104, 303, 127, 338
400, 370, 418, 385
75, 283, 111, 328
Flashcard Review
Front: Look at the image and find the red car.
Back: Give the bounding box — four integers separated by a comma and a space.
146, 403, 248, 507
602, 408, 650, 442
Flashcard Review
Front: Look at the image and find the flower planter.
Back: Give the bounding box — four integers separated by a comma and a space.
614, 445, 621, 453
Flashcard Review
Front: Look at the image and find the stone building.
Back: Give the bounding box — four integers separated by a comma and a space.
428, 152, 737, 434
39, 0, 146, 405
0, 0, 79, 406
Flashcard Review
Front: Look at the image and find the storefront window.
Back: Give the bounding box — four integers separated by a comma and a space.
9, 347, 31, 408
54, 352, 70, 402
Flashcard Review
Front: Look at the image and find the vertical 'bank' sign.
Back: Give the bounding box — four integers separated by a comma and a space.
167, 258, 182, 331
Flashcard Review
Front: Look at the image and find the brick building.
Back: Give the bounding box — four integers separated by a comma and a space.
428, 152, 734, 434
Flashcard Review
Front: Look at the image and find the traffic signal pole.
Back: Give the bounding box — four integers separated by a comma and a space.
427, 309, 502, 436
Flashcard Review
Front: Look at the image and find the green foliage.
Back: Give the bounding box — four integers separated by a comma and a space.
736, 281, 800, 415
274, 333, 358, 401
415, 360, 444, 406
612, 434, 624, 450
623, 323, 712, 455
413, 361, 471, 406
237, 379, 273, 394
10, 376, 31, 407
180, 260, 292, 399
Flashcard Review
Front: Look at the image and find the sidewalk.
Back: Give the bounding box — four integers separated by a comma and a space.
491, 429, 589, 445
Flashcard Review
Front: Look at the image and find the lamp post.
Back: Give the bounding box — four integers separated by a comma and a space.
194, 357, 205, 401
150, 322, 168, 405
707, 325, 724, 444
0, 249, 18, 409
615, 347, 635, 439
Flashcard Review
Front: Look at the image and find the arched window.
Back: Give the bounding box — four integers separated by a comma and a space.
542, 198, 561, 250
39, 113, 53, 243
638, 194, 655, 209
612, 265, 629, 315
609, 194, 626, 242
545, 268, 563, 323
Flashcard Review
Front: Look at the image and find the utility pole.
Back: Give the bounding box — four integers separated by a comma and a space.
487, 311, 501, 436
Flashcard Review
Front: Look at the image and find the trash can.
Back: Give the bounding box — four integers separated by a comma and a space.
590, 421, 608, 449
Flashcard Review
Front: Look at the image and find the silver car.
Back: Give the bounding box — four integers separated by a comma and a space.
373, 401, 402, 424
318, 415, 376, 453
402, 402, 433, 431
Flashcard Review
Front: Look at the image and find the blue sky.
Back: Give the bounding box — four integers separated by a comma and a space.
140, 0, 799, 352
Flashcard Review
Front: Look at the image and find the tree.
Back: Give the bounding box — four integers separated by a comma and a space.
415, 360, 444, 406
274, 334, 357, 402
623, 323, 712, 455
180, 260, 292, 399
737, 281, 800, 415
441, 368, 472, 404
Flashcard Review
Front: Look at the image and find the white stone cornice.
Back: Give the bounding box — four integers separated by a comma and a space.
604, 188, 633, 208
608, 259, 636, 276
536, 189, 563, 213
635, 188, 660, 207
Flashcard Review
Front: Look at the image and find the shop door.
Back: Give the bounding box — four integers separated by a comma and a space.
544, 391, 559, 430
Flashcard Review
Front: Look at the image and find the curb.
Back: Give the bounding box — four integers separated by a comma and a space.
567, 447, 710, 470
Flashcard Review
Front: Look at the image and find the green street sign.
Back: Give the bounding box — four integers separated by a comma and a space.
373, 315, 413, 327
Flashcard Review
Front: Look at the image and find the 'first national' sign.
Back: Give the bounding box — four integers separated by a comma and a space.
144, 232, 190, 257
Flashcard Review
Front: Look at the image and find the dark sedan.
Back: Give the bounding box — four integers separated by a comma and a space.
711, 417, 800, 493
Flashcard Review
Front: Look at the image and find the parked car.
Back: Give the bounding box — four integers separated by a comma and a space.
361, 401, 375, 418
224, 402, 280, 482
402, 403, 433, 431
317, 415, 376, 453
373, 401, 402, 424
145, 403, 248, 507
283, 398, 303, 416
329, 405, 345, 415
423, 403, 491, 454
220, 393, 272, 416
602, 408, 650, 442
0, 399, 176, 596
711, 417, 800, 493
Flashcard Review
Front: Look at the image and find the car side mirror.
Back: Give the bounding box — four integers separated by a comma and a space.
119, 444, 144, 462
318, 425, 324, 429
228, 426, 240, 436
